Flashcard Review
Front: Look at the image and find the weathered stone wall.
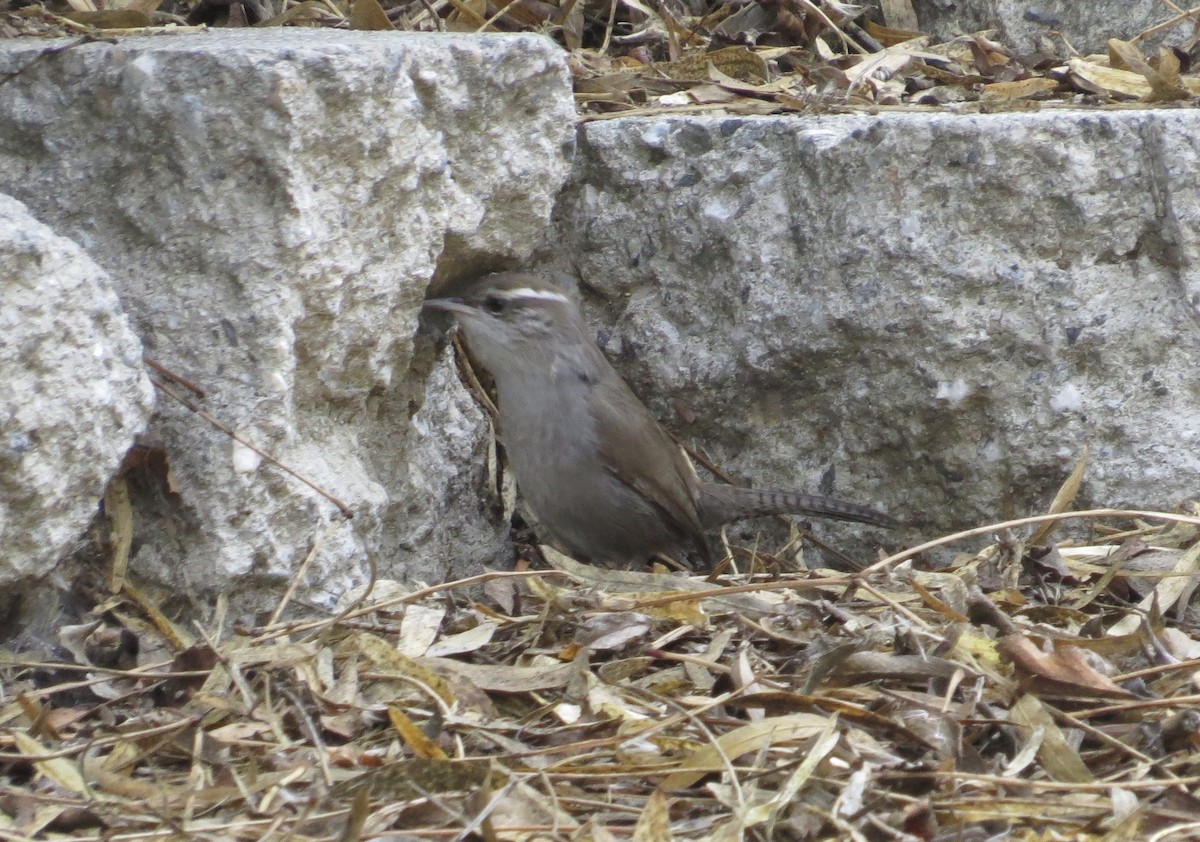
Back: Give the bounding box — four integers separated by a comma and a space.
0, 196, 154, 588
0, 31, 574, 613
4, 28, 1199, 618
540, 111, 1200, 546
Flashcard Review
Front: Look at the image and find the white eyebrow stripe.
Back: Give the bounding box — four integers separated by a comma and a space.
503, 287, 570, 303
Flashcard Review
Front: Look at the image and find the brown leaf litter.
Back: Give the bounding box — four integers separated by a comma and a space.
5, 495, 1200, 839
4, 0, 1200, 118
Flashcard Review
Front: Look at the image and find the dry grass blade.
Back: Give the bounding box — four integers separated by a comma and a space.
1029, 445, 1088, 546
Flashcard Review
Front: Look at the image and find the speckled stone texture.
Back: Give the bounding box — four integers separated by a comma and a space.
0, 31, 574, 610
0, 194, 154, 589
541, 110, 1200, 550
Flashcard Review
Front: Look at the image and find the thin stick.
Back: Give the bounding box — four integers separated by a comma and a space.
0, 717, 200, 762
858, 509, 1200, 577
599, 0, 618, 55
1072, 692, 1200, 719
475, 0, 524, 32
150, 377, 354, 519
797, 0, 868, 55
631, 575, 853, 609
143, 355, 207, 398
880, 768, 1200, 792
1041, 701, 1159, 768
0, 35, 114, 88
855, 578, 930, 630
1114, 655, 1200, 682
268, 519, 346, 626
249, 568, 570, 641
452, 334, 499, 420
1131, 1, 1200, 44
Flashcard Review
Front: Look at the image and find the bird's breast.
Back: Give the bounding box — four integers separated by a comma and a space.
493, 364, 602, 474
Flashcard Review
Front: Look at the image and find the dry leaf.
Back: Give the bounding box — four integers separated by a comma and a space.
1108, 38, 1190, 101
355, 632, 459, 705
576, 612, 652, 650
422, 655, 578, 692
834, 651, 971, 683
388, 705, 447, 759
1107, 537, 1200, 636
979, 76, 1058, 101
331, 757, 492, 799
348, 0, 393, 31
1028, 446, 1087, 547
653, 46, 769, 83
662, 713, 832, 790
1009, 693, 1093, 783
1068, 56, 1200, 100
878, 0, 919, 32
104, 476, 133, 593
397, 604, 446, 658
997, 634, 1137, 699
13, 732, 91, 795
633, 788, 674, 841
423, 620, 498, 657
62, 9, 152, 26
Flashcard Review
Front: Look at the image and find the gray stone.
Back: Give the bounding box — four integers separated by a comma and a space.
541, 110, 1200, 552
0, 194, 154, 588
910, 0, 1175, 55
0, 31, 574, 610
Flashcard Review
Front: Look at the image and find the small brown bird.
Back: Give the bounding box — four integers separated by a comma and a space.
425, 272, 893, 567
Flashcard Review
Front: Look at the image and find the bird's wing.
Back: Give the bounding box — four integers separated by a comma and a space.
588, 361, 709, 556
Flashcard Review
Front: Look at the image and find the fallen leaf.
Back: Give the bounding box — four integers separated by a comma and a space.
348, 0, 393, 31
633, 788, 673, 841
421, 656, 578, 692
388, 705, 447, 759
662, 713, 832, 790
62, 9, 152, 26
1009, 693, 1093, 782
424, 620, 498, 657
997, 634, 1137, 699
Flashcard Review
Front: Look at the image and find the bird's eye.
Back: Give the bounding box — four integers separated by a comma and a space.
482, 294, 507, 315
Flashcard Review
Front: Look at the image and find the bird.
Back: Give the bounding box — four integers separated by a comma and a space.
424, 271, 894, 567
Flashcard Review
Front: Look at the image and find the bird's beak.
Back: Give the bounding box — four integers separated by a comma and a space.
422, 297, 473, 317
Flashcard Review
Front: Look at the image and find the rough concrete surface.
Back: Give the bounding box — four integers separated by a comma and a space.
0, 31, 574, 611
541, 110, 1200, 551
910, 0, 1172, 55
0, 194, 155, 590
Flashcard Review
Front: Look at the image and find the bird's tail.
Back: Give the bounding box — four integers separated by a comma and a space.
698, 483, 897, 529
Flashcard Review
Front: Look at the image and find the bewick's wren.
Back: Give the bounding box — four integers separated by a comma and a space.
425, 272, 894, 567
